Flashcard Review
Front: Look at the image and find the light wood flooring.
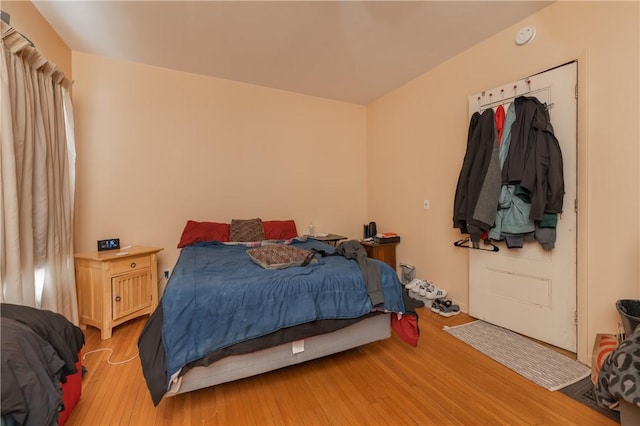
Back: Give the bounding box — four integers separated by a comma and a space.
66, 308, 616, 425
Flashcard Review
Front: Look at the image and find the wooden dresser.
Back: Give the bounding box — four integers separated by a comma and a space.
74, 246, 163, 339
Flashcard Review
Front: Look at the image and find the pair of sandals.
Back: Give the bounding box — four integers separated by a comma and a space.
431, 298, 460, 317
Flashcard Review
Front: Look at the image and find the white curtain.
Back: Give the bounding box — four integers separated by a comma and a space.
1, 22, 78, 324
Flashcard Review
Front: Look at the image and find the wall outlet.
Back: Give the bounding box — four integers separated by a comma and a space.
423, 199, 431, 209
163, 269, 170, 279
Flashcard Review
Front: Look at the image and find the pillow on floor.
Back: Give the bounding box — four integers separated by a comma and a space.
246, 244, 316, 269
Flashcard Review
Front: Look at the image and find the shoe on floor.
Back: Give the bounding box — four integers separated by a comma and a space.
415, 281, 431, 296
431, 299, 444, 313
406, 289, 426, 308
417, 281, 447, 300
424, 284, 447, 300
438, 299, 460, 317
405, 278, 425, 291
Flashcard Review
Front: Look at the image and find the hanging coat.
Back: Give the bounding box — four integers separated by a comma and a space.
453, 108, 500, 242
502, 96, 564, 220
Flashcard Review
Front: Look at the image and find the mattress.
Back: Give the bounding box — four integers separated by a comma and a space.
167, 313, 391, 396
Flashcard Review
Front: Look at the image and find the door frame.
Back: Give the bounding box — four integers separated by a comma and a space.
575, 53, 589, 365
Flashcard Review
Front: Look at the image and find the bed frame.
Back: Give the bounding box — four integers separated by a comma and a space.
166, 313, 390, 396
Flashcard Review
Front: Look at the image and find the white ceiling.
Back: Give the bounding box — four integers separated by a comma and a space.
32, 1, 553, 105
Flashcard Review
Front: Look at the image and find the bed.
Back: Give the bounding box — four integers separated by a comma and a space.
1, 303, 85, 426
138, 219, 418, 405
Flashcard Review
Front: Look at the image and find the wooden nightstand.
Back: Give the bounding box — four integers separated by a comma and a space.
360, 241, 398, 270
74, 246, 163, 339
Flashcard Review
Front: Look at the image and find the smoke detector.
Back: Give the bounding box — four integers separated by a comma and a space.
515, 26, 536, 45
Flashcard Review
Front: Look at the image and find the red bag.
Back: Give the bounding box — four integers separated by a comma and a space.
391, 313, 419, 347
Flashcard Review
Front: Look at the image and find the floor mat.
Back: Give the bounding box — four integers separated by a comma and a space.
444, 320, 590, 390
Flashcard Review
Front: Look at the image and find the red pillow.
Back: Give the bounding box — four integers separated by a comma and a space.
262, 220, 298, 240
177, 220, 230, 248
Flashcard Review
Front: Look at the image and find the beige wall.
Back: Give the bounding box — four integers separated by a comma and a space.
367, 1, 639, 363
2, 0, 71, 76
70, 52, 368, 282
6, 0, 639, 364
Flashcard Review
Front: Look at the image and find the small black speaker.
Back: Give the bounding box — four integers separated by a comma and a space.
367, 222, 377, 238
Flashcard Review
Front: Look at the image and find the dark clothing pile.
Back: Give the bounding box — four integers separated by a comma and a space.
1, 304, 85, 426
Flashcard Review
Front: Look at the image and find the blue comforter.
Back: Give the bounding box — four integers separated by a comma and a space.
161, 239, 405, 386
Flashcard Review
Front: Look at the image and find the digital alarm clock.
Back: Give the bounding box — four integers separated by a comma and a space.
97, 238, 120, 251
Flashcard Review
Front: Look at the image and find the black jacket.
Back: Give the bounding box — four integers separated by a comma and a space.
453, 108, 497, 241
502, 96, 564, 220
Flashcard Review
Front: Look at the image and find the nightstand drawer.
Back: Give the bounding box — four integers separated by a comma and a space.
110, 255, 151, 275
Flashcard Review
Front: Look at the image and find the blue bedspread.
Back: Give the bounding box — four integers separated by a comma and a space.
161, 239, 405, 386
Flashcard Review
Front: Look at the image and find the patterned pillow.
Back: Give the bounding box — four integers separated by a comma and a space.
246, 244, 317, 269
230, 218, 265, 242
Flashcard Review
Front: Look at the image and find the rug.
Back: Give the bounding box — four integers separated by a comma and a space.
558, 376, 620, 422
444, 320, 590, 391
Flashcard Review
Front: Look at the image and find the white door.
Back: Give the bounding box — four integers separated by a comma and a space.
467, 62, 578, 352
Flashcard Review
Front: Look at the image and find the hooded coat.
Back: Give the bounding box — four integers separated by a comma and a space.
502, 96, 564, 220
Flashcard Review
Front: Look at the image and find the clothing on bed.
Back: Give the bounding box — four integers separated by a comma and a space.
334, 240, 384, 306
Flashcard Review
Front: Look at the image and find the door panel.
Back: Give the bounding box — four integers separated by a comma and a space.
467, 62, 578, 351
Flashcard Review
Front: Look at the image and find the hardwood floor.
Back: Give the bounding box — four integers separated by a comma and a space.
66, 308, 616, 425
